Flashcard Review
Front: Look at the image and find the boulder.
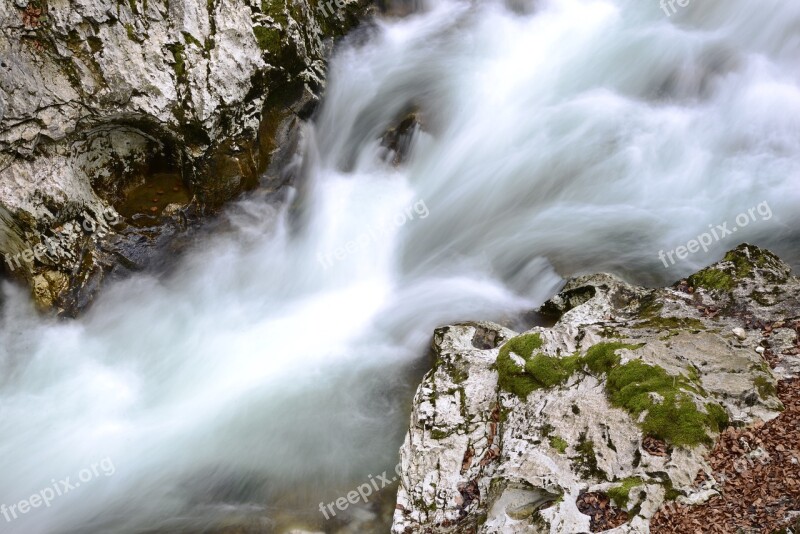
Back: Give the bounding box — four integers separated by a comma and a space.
393, 244, 800, 533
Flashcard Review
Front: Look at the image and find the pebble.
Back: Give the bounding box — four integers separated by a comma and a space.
756, 346, 765, 354
732, 327, 747, 341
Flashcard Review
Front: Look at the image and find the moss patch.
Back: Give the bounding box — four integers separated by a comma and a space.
722, 249, 754, 278
754, 376, 776, 399
496, 338, 644, 398
430, 428, 453, 440
573, 432, 605, 480
167, 42, 186, 79
253, 26, 281, 52
583, 342, 643, 375
638, 294, 664, 318
606, 360, 728, 446
182, 31, 203, 48
495, 334, 581, 398
688, 267, 735, 292
124, 23, 137, 42
549, 435, 569, 454
608, 477, 643, 508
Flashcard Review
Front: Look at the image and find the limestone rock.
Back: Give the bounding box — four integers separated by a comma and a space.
0, 0, 370, 313
393, 244, 800, 533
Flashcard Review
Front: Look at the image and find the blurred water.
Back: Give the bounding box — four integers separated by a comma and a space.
1, 0, 799, 532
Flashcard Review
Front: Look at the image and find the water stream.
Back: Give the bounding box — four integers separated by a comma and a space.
1, 0, 799, 532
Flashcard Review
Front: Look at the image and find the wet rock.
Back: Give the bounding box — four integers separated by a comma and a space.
380, 111, 423, 166
0, 0, 372, 314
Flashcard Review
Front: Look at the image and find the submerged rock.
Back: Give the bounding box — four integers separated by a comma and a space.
393, 244, 800, 533
0, 0, 370, 313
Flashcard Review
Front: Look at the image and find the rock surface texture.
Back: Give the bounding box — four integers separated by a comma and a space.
393, 244, 800, 533
0, 0, 367, 313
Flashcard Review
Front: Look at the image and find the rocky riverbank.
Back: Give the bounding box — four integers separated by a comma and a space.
0, 0, 370, 314
393, 244, 800, 533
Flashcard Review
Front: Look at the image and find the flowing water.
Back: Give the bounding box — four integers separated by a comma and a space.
2, 0, 800, 532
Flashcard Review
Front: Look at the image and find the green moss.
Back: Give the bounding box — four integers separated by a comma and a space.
168, 43, 186, 79
661, 478, 682, 501
573, 432, 604, 480
253, 25, 281, 52
686, 365, 701, 383
753, 376, 776, 399
688, 267, 735, 292
495, 334, 543, 398
128, 0, 139, 15
526, 353, 580, 387
750, 290, 777, 307
182, 31, 203, 48
450, 365, 468, 384
608, 477, 643, 508
722, 250, 753, 278
583, 342, 643, 375
125, 23, 136, 41
261, 0, 288, 24
600, 326, 623, 338
500, 333, 544, 360
430, 428, 452, 440
638, 295, 664, 318
605, 360, 726, 446
549, 435, 568, 454
495, 334, 580, 397
705, 402, 730, 429
634, 316, 705, 331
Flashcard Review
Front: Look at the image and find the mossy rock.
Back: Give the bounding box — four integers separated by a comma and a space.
253, 26, 281, 52
572, 433, 605, 480
608, 477, 644, 508
494, 334, 581, 398
633, 316, 706, 332
606, 360, 728, 446
583, 342, 643, 375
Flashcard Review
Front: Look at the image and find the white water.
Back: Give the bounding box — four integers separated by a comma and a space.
2, 0, 800, 532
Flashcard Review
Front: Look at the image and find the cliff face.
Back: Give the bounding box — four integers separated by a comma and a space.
393, 245, 800, 533
0, 0, 368, 313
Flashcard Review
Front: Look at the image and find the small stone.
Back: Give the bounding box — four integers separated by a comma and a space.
755, 346, 765, 354
149, 206, 158, 213
732, 328, 747, 341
